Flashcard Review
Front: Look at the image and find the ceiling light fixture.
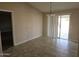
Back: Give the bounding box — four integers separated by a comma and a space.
49, 2, 52, 14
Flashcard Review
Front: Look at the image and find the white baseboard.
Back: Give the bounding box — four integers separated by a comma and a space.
14, 35, 41, 46
32, 35, 41, 40
14, 39, 29, 46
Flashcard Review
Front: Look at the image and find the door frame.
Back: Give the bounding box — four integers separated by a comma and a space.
0, 9, 15, 49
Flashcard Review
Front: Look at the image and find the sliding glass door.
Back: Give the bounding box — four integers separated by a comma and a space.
57, 15, 70, 40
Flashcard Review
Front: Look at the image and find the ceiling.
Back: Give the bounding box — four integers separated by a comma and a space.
29, 2, 79, 13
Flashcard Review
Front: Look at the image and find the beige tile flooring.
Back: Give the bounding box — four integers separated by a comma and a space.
3, 37, 79, 57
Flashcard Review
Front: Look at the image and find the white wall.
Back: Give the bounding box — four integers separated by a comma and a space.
0, 3, 43, 46
43, 14, 48, 36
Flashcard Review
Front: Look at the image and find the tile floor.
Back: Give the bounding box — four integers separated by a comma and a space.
3, 37, 79, 57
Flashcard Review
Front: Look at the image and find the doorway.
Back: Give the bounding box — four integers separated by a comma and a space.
57, 15, 70, 40
0, 11, 14, 51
